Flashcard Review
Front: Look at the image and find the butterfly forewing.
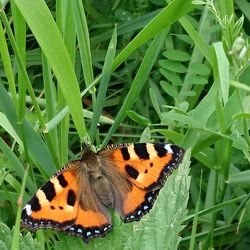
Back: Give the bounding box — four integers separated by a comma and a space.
99, 143, 185, 222
100, 143, 184, 190
21, 161, 80, 231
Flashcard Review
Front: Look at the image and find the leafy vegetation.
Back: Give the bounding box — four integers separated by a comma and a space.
0, 0, 249, 249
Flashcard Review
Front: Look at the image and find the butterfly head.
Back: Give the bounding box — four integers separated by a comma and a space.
81, 143, 96, 160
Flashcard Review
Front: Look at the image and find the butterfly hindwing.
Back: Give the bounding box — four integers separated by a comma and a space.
120, 184, 160, 222
99, 143, 185, 222
65, 207, 112, 242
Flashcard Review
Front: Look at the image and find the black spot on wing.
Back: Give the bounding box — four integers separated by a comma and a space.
30, 196, 41, 212
41, 181, 56, 202
134, 143, 149, 159
57, 174, 68, 187
121, 147, 130, 160
154, 143, 168, 157
125, 164, 139, 179
67, 189, 76, 206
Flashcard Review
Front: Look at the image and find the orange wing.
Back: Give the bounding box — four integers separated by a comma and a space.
99, 143, 185, 222
21, 160, 111, 242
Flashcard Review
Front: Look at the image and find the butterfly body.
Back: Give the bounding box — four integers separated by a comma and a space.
21, 143, 185, 242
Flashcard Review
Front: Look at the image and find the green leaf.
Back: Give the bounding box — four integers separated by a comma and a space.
140, 127, 152, 142
160, 80, 179, 98
127, 110, 151, 126
163, 49, 191, 61
159, 68, 183, 86
0, 222, 42, 250
190, 81, 218, 127
159, 60, 187, 73
0, 222, 12, 250
189, 63, 210, 75
54, 235, 84, 250
149, 88, 162, 118
161, 110, 202, 128
185, 75, 208, 85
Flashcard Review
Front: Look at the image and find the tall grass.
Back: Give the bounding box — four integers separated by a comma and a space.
0, 0, 249, 249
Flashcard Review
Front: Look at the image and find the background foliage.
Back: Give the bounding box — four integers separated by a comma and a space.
0, 0, 249, 249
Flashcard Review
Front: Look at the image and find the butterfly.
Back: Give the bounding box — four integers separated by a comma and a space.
21, 142, 185, 242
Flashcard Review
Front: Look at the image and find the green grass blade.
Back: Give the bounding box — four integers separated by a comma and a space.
0, 21, 17, 106
13, 0, 86, 139
57, 1, 77, 165
180, 17, 212, 63
189, 171, 202, 250
42, 54, 60, 166
230, 80, 250, 92
12, 1, 26, 123
235, 0, 250, 22
0, 6, 45, 127
11, 164, 30, 250
89, 27, 117, 141
102, 31, 167, 146
185, 194, 246, 223
72, 0, 94, 90
0, 137, 35, 192
228, 169, 250, 184
0, 84, 56, 177
91, 9, 161, 46
218, 0, 234, 16
112, 0, 194, 70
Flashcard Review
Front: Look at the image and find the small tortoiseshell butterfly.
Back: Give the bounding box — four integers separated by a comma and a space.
21, 143, 185, 242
